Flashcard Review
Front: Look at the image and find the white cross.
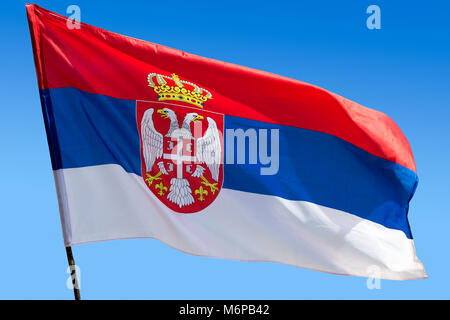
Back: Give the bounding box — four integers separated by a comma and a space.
163, 137, 196, 179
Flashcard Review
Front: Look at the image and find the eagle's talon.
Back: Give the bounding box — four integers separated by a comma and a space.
200, 175, 219, 195
145, 171, 162, 186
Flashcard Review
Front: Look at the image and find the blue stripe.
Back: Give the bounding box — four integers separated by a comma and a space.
223, 116, 417, 239
44, 88, 141, 174
39, 89, 63, 170
40, 87, 417, 238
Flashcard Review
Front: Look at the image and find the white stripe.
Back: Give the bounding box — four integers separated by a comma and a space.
55, 164, 426, 280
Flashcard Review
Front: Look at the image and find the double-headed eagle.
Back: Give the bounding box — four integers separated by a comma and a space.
141, 107, 221, 208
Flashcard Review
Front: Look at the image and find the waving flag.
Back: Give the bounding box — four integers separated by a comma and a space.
27, 4, 425, 280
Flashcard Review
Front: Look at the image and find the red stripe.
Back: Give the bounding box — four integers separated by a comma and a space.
26, 4, 416, 172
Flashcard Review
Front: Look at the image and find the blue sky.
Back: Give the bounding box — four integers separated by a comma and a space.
0, 0, 449, 299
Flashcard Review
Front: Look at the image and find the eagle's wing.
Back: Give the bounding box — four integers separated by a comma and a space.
141, 108, 163, 172
196, 117, 221, 181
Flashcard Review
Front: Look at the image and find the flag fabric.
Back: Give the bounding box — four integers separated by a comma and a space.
27, 4, 425, 280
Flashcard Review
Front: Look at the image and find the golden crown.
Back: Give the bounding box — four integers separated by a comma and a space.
147, 73, 212, 108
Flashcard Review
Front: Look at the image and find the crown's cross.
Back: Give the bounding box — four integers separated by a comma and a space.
171, 73, 184, 88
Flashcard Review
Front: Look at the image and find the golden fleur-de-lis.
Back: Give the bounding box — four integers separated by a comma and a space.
194, 186, 208, 201
200, 175, 219, 195
155, 182, 168, 196
145, 171, 162, 187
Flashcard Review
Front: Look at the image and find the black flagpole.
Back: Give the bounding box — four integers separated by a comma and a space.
65, 246, 81, 300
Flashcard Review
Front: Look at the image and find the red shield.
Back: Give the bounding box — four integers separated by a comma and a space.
137, 100, 224, 213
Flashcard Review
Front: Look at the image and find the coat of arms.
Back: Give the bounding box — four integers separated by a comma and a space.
137, 73, 224, 213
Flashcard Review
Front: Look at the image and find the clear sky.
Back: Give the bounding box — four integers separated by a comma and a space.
0, 0, 449, 299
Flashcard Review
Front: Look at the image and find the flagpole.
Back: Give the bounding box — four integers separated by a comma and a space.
65, 246, 81, 300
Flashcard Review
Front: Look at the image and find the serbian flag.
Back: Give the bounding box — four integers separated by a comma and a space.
27, 4, 426, 280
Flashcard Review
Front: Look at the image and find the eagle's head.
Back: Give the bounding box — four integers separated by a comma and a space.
157, 108, 177, 121
181, 113, 204, 132
184, 113, 204, 123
